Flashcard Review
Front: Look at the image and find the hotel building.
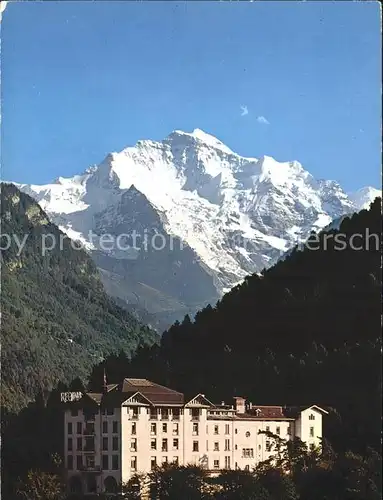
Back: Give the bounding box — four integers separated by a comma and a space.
62, 378, 327, 495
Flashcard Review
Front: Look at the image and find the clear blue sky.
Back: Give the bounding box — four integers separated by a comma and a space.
1, 1, 381, 191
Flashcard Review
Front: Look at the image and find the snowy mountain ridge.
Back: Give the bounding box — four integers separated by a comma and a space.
16, 129, 380, 329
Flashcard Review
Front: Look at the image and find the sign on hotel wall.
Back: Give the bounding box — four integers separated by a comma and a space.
60, 392, 83, 402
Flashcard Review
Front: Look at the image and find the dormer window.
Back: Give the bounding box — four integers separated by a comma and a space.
255, 408, 261, 416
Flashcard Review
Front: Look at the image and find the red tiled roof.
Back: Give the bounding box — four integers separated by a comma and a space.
249, 405, 285, 418
80, 378, 184, 407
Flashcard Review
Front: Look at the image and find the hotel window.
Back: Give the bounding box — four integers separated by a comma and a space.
224, 456, 230, 469
86, 455, 95, 470
102, 421, 108, 434
112, 421, 118, 434
172, 409, 180, 420
266, 441, 271, 452
67, 438, 73, 451
84, 437, 94, 452
225, 424, 230, 434
161, 409, 169, 420
162, 423, 168, 433
102, 455, 108, 470
162, 456, 168, 465
130, 438, 137, 452
151, 457, 157, 470
131, 456, 137, 471
132, 422, 137, 435
309, 414, 315, 421
132, 407, 139, 419
193, 441, 199, 452
150, 409, 158, 420
76, 455, 82, 470
245, 431, 250, 437
112, 436, 118, 451
151, 423, 157, 435
191, 408, 200, 420
214, 442, 219, 451
173, 456, 179, 465
162, 438, 168, 452
107, 408, 114, 416
102, 437, 108, 451
71, 409, 78, 417
77, 437, 82, 451
276, 426, 280, 435
214, 460, 220, 469
112, 455, 119, 470
235, 429, 238, 434
266, 426, 270, 432
214, 425, 219, 435
242, 448, 254, 458
172, 423, 179, 435
245, 465, 250, 471
67, 422, 72, 435
309, 427, 314, 437
151, 438, 157, 450
287, 425, 291, 435
76, 422, 82, 434
309, 443, 315, 451
173, 438, 179, 450
225, 439, 230, 451
193, 423, 199, 435
67, 455, 73, 470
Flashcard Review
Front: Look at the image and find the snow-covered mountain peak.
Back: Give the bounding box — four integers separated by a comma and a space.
349, 186, 381, 211
15, 128, 380, 329
167, 128, 234, 155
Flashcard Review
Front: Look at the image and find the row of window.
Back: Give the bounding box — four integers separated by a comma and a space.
68, 420, 295, 438
67, 421, 119, 435
70, 408, 116, 417
67, 454, 119, 471
151, 423, 179, 435
68, 435, 304, 454
151, 438, 178, 451
67, 437, 96, 452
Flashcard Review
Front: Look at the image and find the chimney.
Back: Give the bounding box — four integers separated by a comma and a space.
234, 397, 246, 414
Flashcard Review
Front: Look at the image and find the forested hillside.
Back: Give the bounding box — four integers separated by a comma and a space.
1, 195, 380, 499
90, 198, 381, 454
0, 183, 158, 411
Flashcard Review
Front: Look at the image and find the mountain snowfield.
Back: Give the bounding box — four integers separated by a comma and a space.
16, 129, 380, 329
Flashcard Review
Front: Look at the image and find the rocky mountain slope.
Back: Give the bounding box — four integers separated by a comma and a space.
16, 129, 380, 330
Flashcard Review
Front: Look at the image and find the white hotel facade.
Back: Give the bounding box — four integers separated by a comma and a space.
63, 378, 327, 495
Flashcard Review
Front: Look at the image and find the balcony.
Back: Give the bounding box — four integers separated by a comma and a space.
191, 416, 200, 421
83, 446, 95, 453
172, 415, 180, 421
79, 465, 101, 473
130, 414, 139, 421
149, 415, 158, 421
